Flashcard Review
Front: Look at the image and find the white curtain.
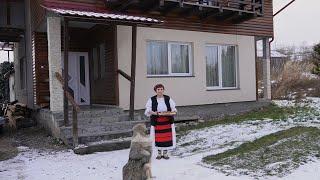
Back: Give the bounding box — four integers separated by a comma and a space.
171, 44, 189, 73
221, 46, 236, 87
206, 46, 219, 87
147, 41, 168, 75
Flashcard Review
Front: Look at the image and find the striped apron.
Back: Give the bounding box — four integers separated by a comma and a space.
154, 116, 173, 147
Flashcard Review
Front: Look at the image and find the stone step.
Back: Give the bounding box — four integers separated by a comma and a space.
52, 107, 124, 120
65, 129, 134, 145
174, 115, 200, 123
60, 120, 149, 142
55, 113, 142, 127
73, 137, 132, 155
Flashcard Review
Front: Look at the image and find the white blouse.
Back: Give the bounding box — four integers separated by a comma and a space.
144, 97, 177, 117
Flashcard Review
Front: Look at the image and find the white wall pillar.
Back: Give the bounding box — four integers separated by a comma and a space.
262, 38, 272, 100
47, 16, 63, 112
13, 42, 20, 98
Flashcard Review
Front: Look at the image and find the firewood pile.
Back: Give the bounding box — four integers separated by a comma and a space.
4, 102, 34, 129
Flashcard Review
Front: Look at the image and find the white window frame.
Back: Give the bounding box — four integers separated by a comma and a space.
147, 41, 193, 77
206, 44, 239, 90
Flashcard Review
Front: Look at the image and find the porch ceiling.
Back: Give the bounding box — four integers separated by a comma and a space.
0, 27, 24, 42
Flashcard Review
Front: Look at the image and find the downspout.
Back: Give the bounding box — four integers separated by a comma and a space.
259, 0, 295, 100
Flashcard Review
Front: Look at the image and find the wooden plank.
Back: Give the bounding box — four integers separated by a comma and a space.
72, 107, 78, 147
113, 26, 119, 106
63, 18, 70, 126
6, 0, 11, 25
117, 69, 131, 81
55, 72, 81, 112
129, 25, 137, 121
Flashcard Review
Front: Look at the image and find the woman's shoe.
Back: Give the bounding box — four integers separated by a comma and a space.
162, 150, 170, 160
156, 150, 162, 160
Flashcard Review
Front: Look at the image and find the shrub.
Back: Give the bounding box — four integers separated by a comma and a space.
271, 61, 318, 101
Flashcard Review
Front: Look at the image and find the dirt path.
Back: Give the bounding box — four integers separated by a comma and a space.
0, 126, 67, 161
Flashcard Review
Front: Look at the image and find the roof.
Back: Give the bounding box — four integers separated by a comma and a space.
257, 50, 287, 58
43, 6, 163, 24
0, 42, 14, 51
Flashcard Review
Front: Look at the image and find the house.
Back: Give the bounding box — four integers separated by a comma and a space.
0, 0, 273, 150
257, 50, 288, 74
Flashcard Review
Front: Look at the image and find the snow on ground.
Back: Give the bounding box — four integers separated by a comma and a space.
1, 97, 320, 180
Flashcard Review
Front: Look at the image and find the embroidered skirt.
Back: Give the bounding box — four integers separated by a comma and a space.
150, 116, 176, 150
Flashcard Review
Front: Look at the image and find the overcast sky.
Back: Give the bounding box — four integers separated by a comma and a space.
1, 0, 320, 62
0, 51, 13, 63
273, 0, 320, 48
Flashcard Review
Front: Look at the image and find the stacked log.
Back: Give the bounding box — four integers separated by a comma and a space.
5, 103, 33, 129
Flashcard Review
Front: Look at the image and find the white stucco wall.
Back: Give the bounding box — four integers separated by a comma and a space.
117, 26, 256, 110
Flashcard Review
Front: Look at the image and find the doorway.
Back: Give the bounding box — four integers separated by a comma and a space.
62, 52, 90, 105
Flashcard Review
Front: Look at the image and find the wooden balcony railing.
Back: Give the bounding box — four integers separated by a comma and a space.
105, 0, 264, 23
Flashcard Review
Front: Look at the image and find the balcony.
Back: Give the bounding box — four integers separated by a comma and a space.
105, 0, 264, 23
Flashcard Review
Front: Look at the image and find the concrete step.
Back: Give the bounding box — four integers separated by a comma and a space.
73, 137, 132, 154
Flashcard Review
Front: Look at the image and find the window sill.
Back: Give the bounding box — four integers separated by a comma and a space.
206, 87, 240, 91
147, 75, 195, 78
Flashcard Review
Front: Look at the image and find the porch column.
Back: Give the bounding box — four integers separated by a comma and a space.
129, 25, 137, 120
47, 16, 63, 112
262, 38, 272, 100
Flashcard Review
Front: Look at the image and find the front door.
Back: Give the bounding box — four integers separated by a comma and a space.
62, 52, 90, 105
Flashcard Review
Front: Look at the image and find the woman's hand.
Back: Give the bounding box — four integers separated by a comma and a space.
150, 111, 158, 115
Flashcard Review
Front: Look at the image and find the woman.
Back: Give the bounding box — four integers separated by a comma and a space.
144, 84, 177, 160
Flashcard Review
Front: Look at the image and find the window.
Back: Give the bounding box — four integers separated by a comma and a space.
79, 56, 86, 86
206, 45, 237, 89
147, 41, 192, 76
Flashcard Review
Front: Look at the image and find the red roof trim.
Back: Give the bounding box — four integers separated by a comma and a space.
42, 5, 163, 24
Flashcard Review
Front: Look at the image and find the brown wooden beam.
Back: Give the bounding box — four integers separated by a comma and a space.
159, 1, 180, 15
143, 0, 162, 12
129, 25, 137, 121
115, 0, 137, 11
199, 7, 223, 20
55, 72, 80, 112
117, 69, 132, 81
216, 11, 240, 21
113, 25, 120, 106
72, 107, 78, 147
6, 0, 11, 26
232, 13, 255, 23
63, 18, 69, 126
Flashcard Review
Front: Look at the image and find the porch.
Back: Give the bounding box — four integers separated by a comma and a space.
31, 5, 163, 149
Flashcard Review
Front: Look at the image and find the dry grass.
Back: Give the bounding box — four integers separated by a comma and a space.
271, 61, 319, 101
